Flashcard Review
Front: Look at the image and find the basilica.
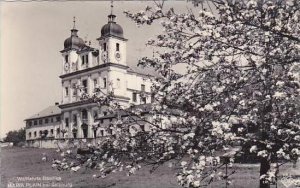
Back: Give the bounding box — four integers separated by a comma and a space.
25, 10, 154, 148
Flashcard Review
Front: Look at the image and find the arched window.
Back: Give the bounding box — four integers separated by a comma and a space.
28, 132, 32, 138
116, 43, 120, 51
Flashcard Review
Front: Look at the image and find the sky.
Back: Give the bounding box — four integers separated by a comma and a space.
0, 0, 194, 139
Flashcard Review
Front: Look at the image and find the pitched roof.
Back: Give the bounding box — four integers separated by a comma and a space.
25, 105, 61, 120
127, 66, 160, 78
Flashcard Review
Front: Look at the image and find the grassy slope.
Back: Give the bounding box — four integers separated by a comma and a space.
0, 147, 295, 188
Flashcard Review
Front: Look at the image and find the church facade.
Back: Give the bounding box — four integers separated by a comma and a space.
25, 12, 153, 147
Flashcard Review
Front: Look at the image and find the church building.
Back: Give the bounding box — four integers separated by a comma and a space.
25, 8, 154, 147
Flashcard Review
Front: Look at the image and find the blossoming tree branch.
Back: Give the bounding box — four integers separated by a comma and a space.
53, 1, 300, 188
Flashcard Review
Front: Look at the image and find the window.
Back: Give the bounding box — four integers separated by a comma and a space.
82, 80, 87, 93
100, 119, 104, 124
100, 130, 104, 136
151, 94, 155, 103
50, 129, 54, 135
116, 43, 120, 51
73, 114, 77, 125
29, 132, 32, 138
94, 111, 98, 119
28, 121, 32, 126
86, 55, 89, 64
45, 118, 49, 124
51, 118, 53, 123
65, 118, 69, 127
108, 127, 113, 135
65, 87, 69, 96
39, 119, 42, 125
82, 55, 85, 65
140, 125, 145, 131
94, 79, 98, 88
34, 120, 37, 125
72, 83, 77, 96
116, 78, 120, 88
56, 116, 61, 122
103, 111, 107, 116
39, 130, 42, 136
103, 78, 107, 88
141, 84, 145, 91
103, 43, 107, 51
65, 55, 68, 63
82, 109, 88, 120
132, 93, 137, 102
34, 131, 37, 137
141, 96, 146, 104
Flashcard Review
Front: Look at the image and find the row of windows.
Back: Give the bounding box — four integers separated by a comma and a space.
28, 129, 54, 138
64, 110, 101, 127
131, 84, 151, 103
65, 54, 89, 64
65, 78, 107, 96
103, 43, 120, 52
27, 117, 61, 127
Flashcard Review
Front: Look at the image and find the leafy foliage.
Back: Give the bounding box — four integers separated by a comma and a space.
4, 128, 26, 145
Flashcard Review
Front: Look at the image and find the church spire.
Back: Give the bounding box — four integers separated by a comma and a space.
73, 16, 76, 29
110, 0, 114, 15
71, 16, 78, 37
108, 0, 116, 22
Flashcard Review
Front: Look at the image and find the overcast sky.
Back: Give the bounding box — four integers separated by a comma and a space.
0, 0, 195, 138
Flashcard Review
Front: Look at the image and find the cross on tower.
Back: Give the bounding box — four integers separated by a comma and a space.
73, 16, 76, 29
110, 0, 114, 15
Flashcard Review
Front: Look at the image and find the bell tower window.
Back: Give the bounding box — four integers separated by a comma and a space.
65, 55, 69, 63
103, 43, 107, 51
82, 55, 85, 64
86, 54, 89, 63
116, 43, 120, 51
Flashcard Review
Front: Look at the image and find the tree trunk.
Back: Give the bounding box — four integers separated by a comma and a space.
259, 157, 271, 188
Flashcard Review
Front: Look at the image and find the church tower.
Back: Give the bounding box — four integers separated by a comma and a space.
97, 3, 127, 66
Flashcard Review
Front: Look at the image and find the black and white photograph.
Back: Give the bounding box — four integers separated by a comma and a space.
0, 0, 300, 187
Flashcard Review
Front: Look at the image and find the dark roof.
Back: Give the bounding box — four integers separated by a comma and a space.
63, 29, 85, 51
25, 105, 61, 121
127, 66, 159, 78
100, 14, 125, 39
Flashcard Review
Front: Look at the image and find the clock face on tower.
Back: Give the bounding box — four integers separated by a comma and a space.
64, 62, 70, 72
101, 51, 108, 62
115, 51, 121, 61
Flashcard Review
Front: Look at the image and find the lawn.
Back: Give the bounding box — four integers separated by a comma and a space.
0, 147, 297, 188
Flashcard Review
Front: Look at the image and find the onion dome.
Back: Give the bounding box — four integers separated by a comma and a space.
63, 17, 85, 50
100, 14, 124, 38
64, 29, 85, 50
